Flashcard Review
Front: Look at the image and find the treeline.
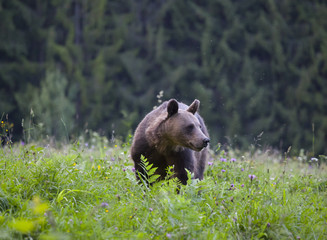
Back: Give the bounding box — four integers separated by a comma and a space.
0, 0, 326, 154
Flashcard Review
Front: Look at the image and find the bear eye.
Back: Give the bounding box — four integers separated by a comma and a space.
186, 124, 194, 132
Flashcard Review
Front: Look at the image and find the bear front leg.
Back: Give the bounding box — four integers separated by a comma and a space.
167, 150, 194, 185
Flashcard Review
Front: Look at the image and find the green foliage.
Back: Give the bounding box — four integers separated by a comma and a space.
137, 155, 160, 187
0, 142, 327, 239
0, 115, 14, 146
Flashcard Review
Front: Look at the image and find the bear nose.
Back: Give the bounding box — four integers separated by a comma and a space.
203, 138, 210, 147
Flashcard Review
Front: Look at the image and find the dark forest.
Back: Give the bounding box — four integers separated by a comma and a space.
1, 0, 326, 155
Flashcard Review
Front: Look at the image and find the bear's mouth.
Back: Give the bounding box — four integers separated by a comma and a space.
188, 142, 205, 152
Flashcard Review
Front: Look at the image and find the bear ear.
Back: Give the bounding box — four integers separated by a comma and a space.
187, 99, 200, 114
167, 99, 179, 117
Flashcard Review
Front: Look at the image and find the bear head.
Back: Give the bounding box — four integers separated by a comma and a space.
163, 99, 210, 152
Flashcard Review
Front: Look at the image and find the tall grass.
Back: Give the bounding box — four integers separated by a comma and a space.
0, 138, 326, 239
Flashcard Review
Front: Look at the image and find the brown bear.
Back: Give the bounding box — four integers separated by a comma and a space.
131, 99, 210, 185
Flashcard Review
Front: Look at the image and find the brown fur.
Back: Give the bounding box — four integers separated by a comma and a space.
131, 99, 210, 185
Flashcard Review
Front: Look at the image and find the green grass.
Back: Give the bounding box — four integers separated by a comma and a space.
0, 140, 326, 240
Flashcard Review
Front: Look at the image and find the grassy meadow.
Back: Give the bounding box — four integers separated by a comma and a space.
0, 133, 327, 239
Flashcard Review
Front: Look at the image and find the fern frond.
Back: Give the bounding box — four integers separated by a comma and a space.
139, 155, 160, 186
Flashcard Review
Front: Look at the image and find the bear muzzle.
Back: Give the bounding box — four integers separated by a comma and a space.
189, 137, 210, 151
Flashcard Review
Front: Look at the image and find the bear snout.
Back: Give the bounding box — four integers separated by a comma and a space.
202, 138, 210, 148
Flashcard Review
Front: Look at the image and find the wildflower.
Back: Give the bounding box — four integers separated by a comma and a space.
85, 143, 89, 147
149, 208, 153, 212
231, 184, 235, 188
100, 202, 109, 208
241, 168, 244, 171
248, 174, 256, 180
221, 169, 226, 173
267, 223, 271, 227
20, 141, 25, 146
111, 157, 115, 161
220, 158, 227, 162
132, 167, 135, 172
105, 209, 109, 213
241, 184, 244, 188
231, 158, 236, 162
116, 195, 121, 201
115, 145, 118, 148
73, 163, 76, 166
311, 157, 318, 162
166, 233, 172, 238
123, 168, 126, 172
98, 165, 101, 170
208, 161, 213, 166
